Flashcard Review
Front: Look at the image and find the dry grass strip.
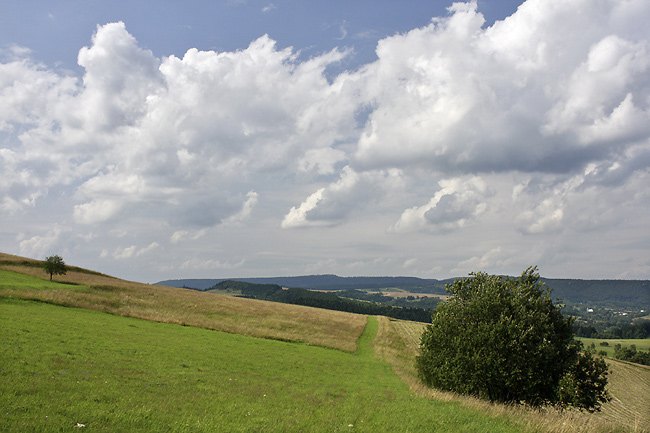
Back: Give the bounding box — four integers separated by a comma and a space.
0, 253, 366, 352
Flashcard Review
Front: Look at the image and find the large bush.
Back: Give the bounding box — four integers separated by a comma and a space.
415, 267, 609, 411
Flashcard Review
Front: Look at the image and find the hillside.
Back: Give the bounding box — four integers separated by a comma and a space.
0, 252, 366, 351
2, 252, 648, 432
209, 280, 434, 322
2, 298, 531, 432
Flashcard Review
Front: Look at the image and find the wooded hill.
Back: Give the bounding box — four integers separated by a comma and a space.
156, 274, 649, 310
208, 280, 434, 323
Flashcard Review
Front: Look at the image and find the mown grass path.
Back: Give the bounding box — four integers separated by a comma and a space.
0, 299, 524, 432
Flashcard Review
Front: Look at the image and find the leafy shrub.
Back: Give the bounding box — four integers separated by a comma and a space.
416, 267, 610, 411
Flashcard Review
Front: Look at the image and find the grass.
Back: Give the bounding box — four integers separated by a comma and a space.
578, 337, 650, 357
0, 256, 367, 352
1, 298, 525, 432
604, 359, 650, 432
1, 253, 647, 432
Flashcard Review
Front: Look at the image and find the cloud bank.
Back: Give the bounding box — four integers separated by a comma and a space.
2, 0, 649, 280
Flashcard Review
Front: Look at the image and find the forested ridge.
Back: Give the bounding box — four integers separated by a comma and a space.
158, 275, 648, 310
208, 280, 434, 323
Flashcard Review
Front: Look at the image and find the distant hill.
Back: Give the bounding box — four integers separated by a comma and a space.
541, 278, 650, 309
155, 275, 452, 293
210, 280, 434, 323
155, 274, 649, 309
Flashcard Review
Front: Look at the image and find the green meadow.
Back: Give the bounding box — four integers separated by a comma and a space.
1, 255, 647, 432
578, 337, 650, 357
1, 297, 522, 432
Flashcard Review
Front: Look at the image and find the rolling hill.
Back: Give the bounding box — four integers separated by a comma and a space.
1, 252, 648, 432
156, 274, 650, 309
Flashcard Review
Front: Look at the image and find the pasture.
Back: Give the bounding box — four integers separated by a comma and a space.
578, 337, 650, 357
1, 297, 523, 432
1, 253, 648, 432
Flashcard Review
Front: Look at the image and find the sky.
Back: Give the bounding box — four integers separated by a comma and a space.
1, 0, 649, 283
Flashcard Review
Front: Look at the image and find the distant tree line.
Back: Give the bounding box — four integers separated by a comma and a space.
210, 280, 433, 322
574, 320, 650, 339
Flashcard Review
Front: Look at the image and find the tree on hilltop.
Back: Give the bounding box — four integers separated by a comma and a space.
43, 255, 67, 281
416, 267, 609, 411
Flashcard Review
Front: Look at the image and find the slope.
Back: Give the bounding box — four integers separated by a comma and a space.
0, 253, 365, 351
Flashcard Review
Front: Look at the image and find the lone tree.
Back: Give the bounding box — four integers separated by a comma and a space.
416, 267, 609, 411
43, 255, 67, 281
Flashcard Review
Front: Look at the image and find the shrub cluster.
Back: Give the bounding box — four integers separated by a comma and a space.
416, 267, 609, 412
613, 344, 650, 366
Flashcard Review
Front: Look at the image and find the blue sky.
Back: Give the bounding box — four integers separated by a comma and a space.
2, 0, 650, 283
2, 0, 523, 69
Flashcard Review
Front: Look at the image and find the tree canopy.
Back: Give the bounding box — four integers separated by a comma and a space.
415, 267, 609, 411
43, 255, 67, 282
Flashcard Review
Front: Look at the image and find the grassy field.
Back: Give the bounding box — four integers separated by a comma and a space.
1, 253, 647, 432
578, 337, 650, 357
1, 297, 527, 432
0, 253, 367, 352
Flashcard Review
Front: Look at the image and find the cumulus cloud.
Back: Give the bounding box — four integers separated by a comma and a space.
452, 247, 514, 276
76, 22, 164, 131
390, 176, 491, 233
170, 229, 207, 245
106, 242, 160, 260
281, 166, 404, 228
353, 0, 650, 177
2, 21, 359, 231
516, 197, 565, 235
2, 0, 650, 280
180, 258, 246, 271
18, 228, 67, 258
222, 191, 259, 226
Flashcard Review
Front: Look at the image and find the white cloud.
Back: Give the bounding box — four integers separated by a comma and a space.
353, 0, 650, 177
222, 191, 259, 226
73, 198, 124, 224
390, 176, 491, 233
76, 22, 164, 131
303, 258, 339, 275
18, 228, 66, 258
282, 166, 404, 228
2, 1, 650, 281
516, 197, 565, 235
180, 258, 246, 271
281, 189, 327, 229
452, 247, 513, 276
113, 245, 137, 260
298, 147, 347, 175
112, 242, 160, 260
403, 258, 419, 269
